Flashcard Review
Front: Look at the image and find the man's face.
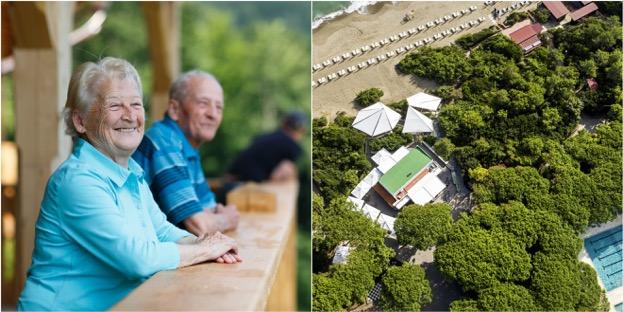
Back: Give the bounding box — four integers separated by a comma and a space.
174, 76, 224, 147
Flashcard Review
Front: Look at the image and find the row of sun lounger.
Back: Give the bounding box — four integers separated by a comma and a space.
312, 5, 479, 72
313, 18, 486, 87
495, 1, 531, 17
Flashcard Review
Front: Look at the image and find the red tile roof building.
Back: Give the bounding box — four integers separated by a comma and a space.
519, 36, 543, 53
543, 1, 570, 19
509, 23, 543, 53
571, 2, 599, 21
587, 78, 598, 91
510, 23, 543, 43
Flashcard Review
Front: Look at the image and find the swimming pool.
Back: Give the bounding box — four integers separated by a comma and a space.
584, 225, 623, 291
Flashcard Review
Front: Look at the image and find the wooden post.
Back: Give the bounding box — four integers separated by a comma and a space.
143, 2, 179, 122
8, 1, 73, 295
266, 222, 297, 310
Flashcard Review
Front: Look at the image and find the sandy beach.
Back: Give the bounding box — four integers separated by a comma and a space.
312, 1, 538, 119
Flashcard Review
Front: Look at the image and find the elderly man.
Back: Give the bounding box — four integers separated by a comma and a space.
133, 70, 239, 236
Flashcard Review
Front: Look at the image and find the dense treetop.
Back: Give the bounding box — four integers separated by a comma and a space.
435, 202, 607, 310
379, 264, 432, 312
395, 203, 453, 250
313, 195, 394, 311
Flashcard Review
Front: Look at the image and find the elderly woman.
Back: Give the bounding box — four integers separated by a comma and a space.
18, 57, 241, 311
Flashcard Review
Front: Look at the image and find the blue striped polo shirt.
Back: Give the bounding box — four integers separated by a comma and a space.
132, 115, 216, 226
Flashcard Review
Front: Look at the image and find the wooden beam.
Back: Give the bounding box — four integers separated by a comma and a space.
2, 3, 14, 58
7, 2, 51, 49
9, 1, 73, 296
113, 181, 299, 310
143, 2, 179, 121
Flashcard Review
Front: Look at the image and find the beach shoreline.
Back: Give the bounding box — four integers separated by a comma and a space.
312, 1, 382, 30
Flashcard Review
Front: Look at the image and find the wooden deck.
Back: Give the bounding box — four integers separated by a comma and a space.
112, 181, 299, 311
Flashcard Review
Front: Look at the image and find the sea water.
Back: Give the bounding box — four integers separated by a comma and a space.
312, 1, 378, 30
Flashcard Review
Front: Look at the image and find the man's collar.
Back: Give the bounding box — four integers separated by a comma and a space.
162, 115, 200, 159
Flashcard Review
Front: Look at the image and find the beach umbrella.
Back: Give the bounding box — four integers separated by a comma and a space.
352, 102, 401, 136
407, 92, 442, 111
403, 106, 434, 134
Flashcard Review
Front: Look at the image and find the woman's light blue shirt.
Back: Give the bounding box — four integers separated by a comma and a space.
18, 139, 191, 311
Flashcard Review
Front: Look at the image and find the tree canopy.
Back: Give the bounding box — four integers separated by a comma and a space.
313, 116, 370, 202
395, 203, 453, 250
398, 46, 472, 84
368, 125, 412, 154
477, 283, 539, 311
435, 201, 606, 310
401, 17, 622, 182
454, 26, 498, 50
471, 166, 550, 206
504, 11, 529, 27
531, 253, 608, 311
312, 195, 394, 310
379, 264, 432, 311
435, 226, 532, 291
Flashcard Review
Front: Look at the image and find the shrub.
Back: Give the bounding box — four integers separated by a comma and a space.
355, 88, 384, 107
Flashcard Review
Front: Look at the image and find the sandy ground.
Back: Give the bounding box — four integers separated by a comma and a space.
312, 1, 538, 119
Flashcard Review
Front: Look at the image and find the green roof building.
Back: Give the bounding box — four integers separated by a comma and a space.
379, 147, 432, 197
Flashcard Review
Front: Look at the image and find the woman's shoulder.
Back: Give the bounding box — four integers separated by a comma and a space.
41, 156, 118, 219
48, 155, 112, 193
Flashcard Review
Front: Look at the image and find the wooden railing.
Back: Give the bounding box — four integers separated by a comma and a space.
113, 181, 299, 311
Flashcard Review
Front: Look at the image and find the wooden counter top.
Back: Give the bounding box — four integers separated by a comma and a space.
112, 181, 299, 311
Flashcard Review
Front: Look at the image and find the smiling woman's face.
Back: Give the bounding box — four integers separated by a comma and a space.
85, 78, 145, 164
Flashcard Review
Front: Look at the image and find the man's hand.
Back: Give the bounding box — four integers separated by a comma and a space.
214, 203, 239, 231
183, 204, 239, 237
183, 211, 219, 237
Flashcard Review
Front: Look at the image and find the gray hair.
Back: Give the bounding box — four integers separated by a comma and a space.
168, 70, 220, 104
63, 57, 143, 138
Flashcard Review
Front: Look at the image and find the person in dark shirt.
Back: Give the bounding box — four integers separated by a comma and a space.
227, 111, 306, 183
